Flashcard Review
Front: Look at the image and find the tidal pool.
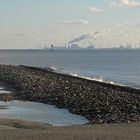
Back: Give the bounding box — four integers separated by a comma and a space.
0, 101, 89, 126
0, 85, 89, 126
0, 86, 12, 93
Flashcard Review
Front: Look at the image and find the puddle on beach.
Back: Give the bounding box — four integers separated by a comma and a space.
0, 85, 89, 126
0, 86, 12, 94
0, 90, 12, 94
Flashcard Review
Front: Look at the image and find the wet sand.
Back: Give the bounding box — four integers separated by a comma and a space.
0, 119, 140, 140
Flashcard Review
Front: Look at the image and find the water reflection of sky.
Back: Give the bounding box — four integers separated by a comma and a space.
0, 86, 89, 126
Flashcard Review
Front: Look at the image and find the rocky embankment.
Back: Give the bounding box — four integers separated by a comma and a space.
0, 64, 140, 124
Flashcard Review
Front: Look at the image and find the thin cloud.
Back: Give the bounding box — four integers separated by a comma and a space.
58, 20, 89, 25
12, 31, 41, 39
12, 33, 28, 37
116, 21, 130, 27
135, 23, 140, 26
88, 6, 102, 13
117, 23, 123, 27
111, 0, 140, 8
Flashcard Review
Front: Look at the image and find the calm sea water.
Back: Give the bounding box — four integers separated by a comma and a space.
0, 49, 140, 88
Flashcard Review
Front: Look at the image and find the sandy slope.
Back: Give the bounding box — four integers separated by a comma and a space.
0, 119, 139, 140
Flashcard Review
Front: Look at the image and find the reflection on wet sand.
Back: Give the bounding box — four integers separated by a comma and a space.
0, 105, 9, 110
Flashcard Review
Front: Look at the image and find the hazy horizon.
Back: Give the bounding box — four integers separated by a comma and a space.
0, 0, 140, 49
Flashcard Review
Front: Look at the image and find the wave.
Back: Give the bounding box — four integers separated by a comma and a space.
69, 73, 128, 87
50, 66, 66, 72
42, 65, 140, 89
50, 66, 58, 71
47, 66, 129, 87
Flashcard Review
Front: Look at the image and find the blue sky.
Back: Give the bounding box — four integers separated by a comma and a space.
0, 0, 140, 49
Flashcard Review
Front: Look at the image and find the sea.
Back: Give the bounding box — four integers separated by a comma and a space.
0, 48, 140, 89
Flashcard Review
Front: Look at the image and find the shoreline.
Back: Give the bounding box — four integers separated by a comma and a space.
25, 65, 140, 94
0, 64, 140, 124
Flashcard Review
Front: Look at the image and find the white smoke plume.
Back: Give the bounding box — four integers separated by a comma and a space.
68, 31, 99, 44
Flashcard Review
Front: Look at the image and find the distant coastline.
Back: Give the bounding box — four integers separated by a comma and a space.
0, 47, 140, 51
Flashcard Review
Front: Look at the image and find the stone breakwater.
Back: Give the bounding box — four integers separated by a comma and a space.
0, 64, 140, 124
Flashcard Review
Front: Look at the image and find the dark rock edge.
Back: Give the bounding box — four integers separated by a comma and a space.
0, 64, 140, 124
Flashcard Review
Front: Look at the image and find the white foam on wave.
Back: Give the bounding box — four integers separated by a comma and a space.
71, 73, 104, 82
70, 72, 126, 87
0, 87, 5, 90
49, 66, 108, 84
50, 66, 58, 71
44, 66, 129, 88
0, 90, 11, 94
70, 73, 79, 77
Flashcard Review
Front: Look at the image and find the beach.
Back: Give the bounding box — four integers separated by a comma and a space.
1, 0, 140, 139
0, 119, 140, 140
0, 64, 140, 124
0, 64, 140, 139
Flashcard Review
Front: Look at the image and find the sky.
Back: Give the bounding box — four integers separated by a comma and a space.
0, 0, 140, 49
